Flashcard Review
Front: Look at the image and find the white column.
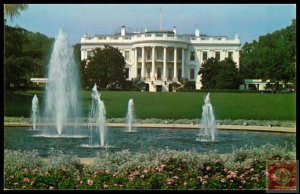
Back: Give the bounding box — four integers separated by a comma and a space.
84, 49, 88, 60
198, 49, 202, 67
173, 47, 177, 80
151, 46, 155, 80
235, 49, 240, 69
163, 47, 167, 80
222, 49, 226, 61
81, 49, 85, 61
181, 48, 185, 79
132, 48, 137, 78
141, 47, 145, 80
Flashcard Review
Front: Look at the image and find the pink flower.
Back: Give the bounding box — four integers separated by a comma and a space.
203, 175, 209, 179
264, 171, 269, 177
44, 172, 49, 176
223, 168, 228, 173
173, 176, 179, 179
22, 177, 30, 183
31, 168, 39, 174
105, 169, 111, 174
49, 186, 55, 190
30, 180, 36, 186
87, 179, 93, 186
206, 166, 211, 171
202, 180, 207, 184
250, 168, 255, 172
221, 179, 226, 183
142, 169, 148, 174
197, 176, 203, 182
22, 168, 29, 173
271, 173, 276, 180
113, 171, 119, 177
165, 178, 174, 185
239, 186, 243, 189
241, 180, 246, 184
230, 180, 234, 183
140, 174, 144, 178
239, 174, 245, 179
215, 159, 220, 163
14, 182, 19, 187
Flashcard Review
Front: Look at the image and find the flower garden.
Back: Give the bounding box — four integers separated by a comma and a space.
4, 143, 296, 190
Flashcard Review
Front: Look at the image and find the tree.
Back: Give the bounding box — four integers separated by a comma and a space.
199, 57, 240, 89
80, 45, 127, 89
216, 58, 240, 89
239, 19, 296, 91
4, 4, 28, 21
198, 58, 219, 89
4, 24, 54, 90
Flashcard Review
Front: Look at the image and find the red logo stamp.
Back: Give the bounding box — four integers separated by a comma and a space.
266, 160, 297, 191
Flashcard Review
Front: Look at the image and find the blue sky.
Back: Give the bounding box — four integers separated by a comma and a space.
6, 4, 296, 46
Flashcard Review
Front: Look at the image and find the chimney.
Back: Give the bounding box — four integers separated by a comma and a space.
235, 34, 240, 40
121, 26, 126, 36
173, 26, 176, 35
195, 28, 200, 37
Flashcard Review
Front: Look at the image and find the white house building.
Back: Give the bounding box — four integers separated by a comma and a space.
80, 26, 241, 92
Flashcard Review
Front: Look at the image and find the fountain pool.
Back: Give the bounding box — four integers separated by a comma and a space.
4, 127, 295, 158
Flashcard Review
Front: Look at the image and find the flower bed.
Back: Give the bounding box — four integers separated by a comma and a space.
4, 144, 296, 190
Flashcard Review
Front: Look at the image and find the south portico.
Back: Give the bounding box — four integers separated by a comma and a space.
130, 42, 188, 92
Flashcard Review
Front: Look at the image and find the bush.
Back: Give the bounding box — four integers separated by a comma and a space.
4, 143, 296, 190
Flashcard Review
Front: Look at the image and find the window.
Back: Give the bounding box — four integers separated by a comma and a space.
87, 51, 93, 59
228, 51, 233, 59
147, 50, 151, 60
215, 51, 220, 61
203, 51, 207, 61
190, 51, 195, 61
146, 68, 150, 78
157, 49, 163, 60
168, 67, 173, 79
190, 68, 195, 80
125, 68, 129, 79
137, 68, 141, 79
157, 68, 161, 79
169, 50, 173, 60
125, 51, 130, 61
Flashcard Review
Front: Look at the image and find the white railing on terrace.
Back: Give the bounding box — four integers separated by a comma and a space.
81, 33, 240, 44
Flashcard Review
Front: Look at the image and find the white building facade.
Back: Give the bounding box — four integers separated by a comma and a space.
80, 26, 241, 92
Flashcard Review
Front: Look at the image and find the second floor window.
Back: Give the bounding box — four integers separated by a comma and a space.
228, 51, 233, 59
125, 51, 130, 61
215, 51, 220, 61
190, 51, 195, 61
203, 51, 207, 61
147, 50, 151, 60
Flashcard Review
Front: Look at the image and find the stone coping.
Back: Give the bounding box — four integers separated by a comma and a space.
4, 122, 296, 133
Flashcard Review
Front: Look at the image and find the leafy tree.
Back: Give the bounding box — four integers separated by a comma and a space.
199, 57, 240, 89
4, 24, 54, 90
80, 45, 127, 89
198, 58, 219, 89
239, 19, 296, 91
216, 58, 240, 89
4, 4, 28, 21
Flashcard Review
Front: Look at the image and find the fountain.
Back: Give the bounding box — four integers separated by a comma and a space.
126, 98, 136, 132
196, 93, 216, 142
31, 94, 39, 131
43, 28, 81, 136
82, 84, 108, 147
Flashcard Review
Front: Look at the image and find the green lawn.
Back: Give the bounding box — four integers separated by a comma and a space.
4, 90, 296, 120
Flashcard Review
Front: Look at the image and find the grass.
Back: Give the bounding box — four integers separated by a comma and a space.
4, 90, 296, 121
